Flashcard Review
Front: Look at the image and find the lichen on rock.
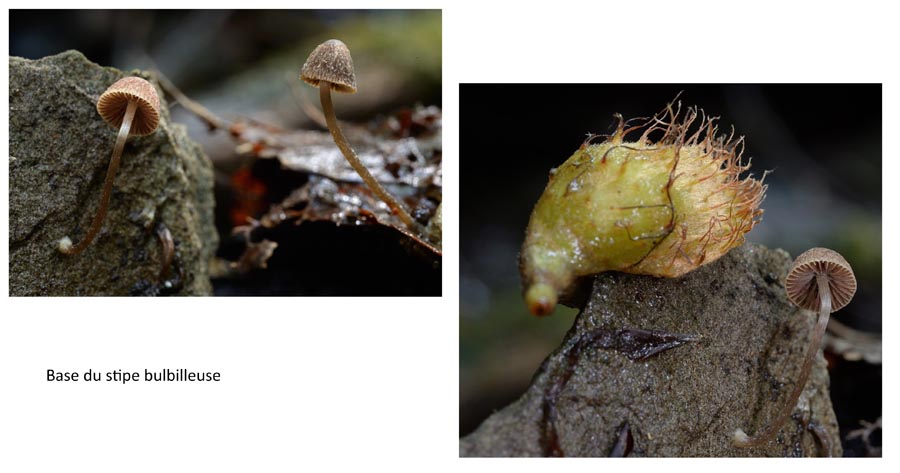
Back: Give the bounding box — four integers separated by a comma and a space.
9, 50, 217, 296
461, 243, 841, 457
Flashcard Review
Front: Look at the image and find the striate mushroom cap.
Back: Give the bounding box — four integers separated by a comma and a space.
300, 39, 358, 94
785, 247, 857, 312
96, 76, 161, 136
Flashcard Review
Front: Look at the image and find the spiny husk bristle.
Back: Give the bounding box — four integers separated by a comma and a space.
612, 101, 767, 276
521, 98, 767, 316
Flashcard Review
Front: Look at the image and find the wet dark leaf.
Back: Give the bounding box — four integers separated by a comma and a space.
157, 74, 441, 286
228, 224, 279, 274
574, 327, 702, 361
223, 108, 442, 258
228, 107, 442, 191
612, 328, 703, 361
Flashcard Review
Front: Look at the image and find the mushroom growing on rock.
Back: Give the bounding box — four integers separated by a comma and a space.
58, 76, 160, 255
733, 247, 857, 448
300, 39, 420, 234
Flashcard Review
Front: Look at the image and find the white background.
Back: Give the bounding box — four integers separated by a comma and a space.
1, 0, 896, 471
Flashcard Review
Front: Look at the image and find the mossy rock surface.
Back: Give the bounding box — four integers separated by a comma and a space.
460, 243, 841, 457
9, 50, 217, 296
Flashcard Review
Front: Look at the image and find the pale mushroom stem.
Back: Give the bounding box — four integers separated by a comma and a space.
60, 99, 138, 255
733, 273, 832, 447
319, 83, 419, 232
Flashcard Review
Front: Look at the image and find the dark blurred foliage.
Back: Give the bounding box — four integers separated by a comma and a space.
12, 10, 305, 87
460, 84, 881, 454
10, 10, 442, 296
10, 10, 441, 105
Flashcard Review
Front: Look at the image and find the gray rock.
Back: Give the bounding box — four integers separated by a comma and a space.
9, 51, 217, 296
460, 243, 841, 457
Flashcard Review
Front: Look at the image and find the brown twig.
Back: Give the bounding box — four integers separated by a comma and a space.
153, 69, 230, 130
825, 318, 881, 364
286, 73, 329, 130
846, 417, 881, 456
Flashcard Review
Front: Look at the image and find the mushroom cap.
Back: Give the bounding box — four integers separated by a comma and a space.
785, 247, 857, 312
96, 77, 161, 136
300, 39, 358, 94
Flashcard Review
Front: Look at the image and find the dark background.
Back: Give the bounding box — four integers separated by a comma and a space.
10, 10, 442, 296
460, 84, 881, 455
9, 10, 442, 108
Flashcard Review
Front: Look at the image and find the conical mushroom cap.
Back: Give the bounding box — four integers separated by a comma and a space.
785, 247, 857, 312
97, 77, 160, 136
300, 39, 357, 94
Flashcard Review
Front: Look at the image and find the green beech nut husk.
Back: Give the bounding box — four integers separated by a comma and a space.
520, 101, 766, 316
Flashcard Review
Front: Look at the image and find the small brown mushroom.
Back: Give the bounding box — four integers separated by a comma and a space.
59, 77, 160, 255
733, 247, 857, 447
300, 39, 420, 234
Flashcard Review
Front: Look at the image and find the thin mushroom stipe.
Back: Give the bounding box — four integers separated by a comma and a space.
58, 76, 160, 255
300, 39, 421, 235
732, 247, 856, 448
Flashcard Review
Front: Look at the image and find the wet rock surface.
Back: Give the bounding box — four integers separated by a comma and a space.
460, 243, 841, 457
9, 51, 217, 296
